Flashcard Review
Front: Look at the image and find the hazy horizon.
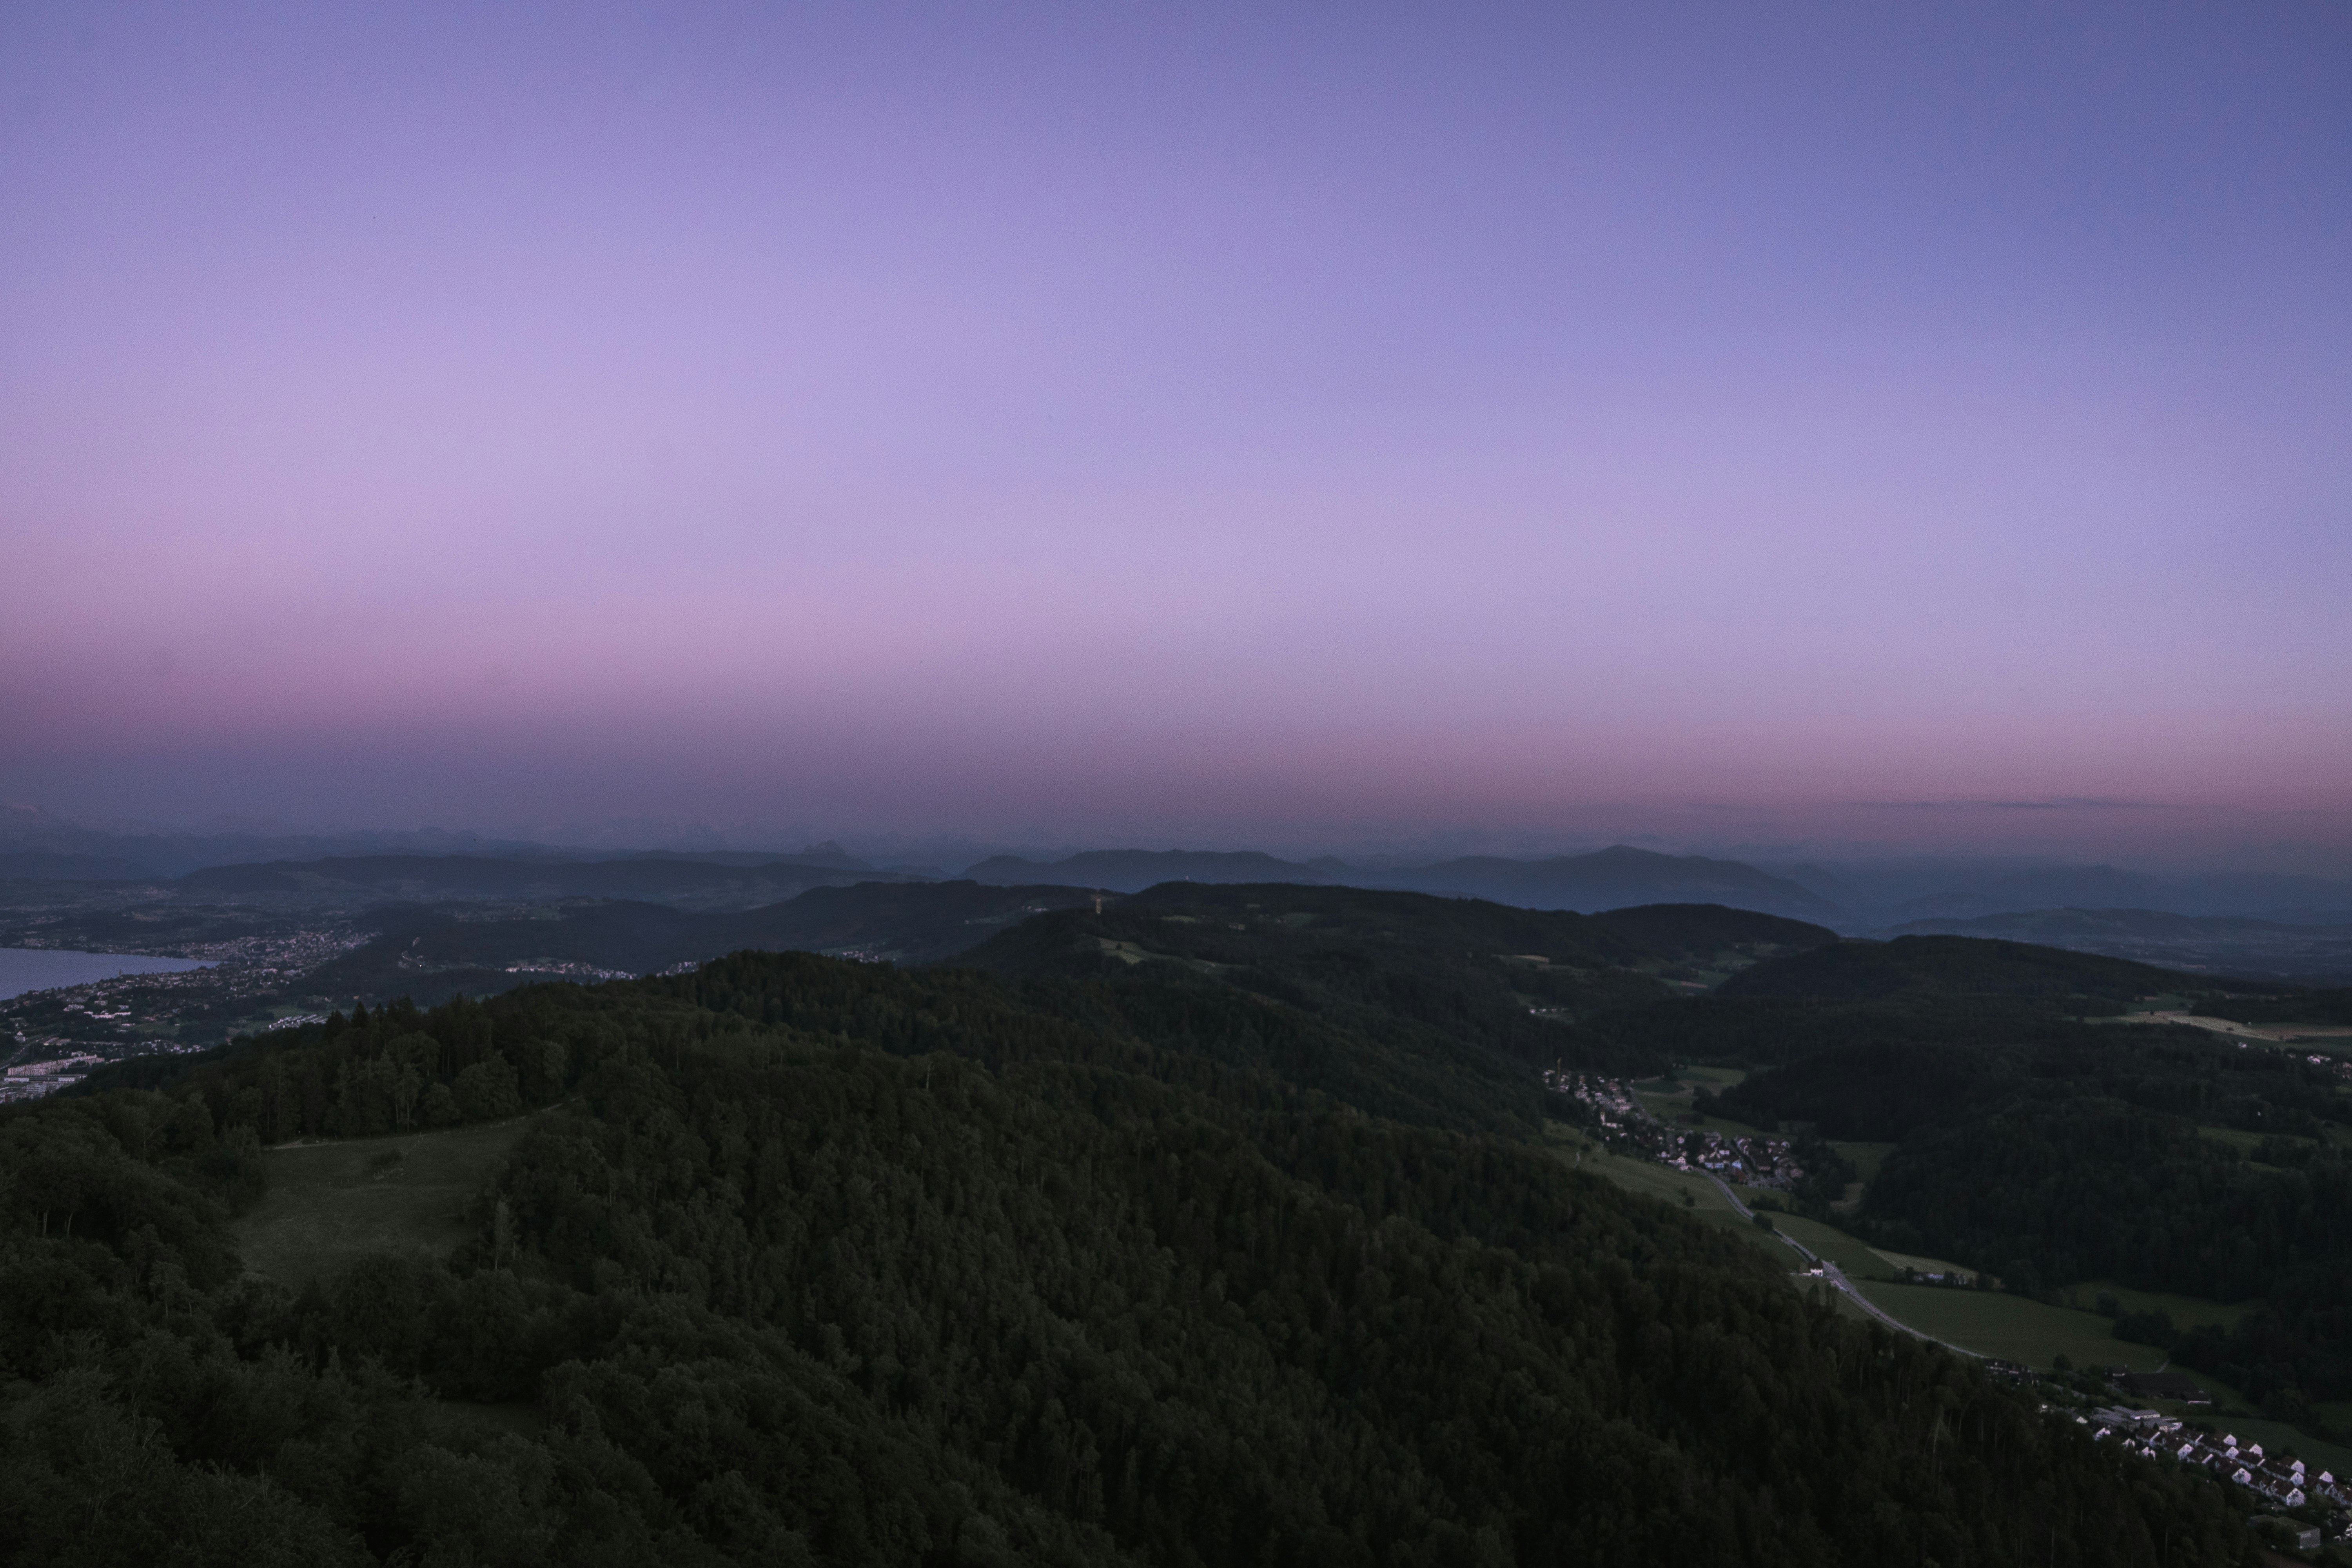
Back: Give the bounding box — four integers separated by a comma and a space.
6, 4, 2347, 868
9, 799, 2352, 885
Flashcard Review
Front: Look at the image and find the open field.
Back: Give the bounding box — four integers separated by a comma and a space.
1631, 1088, 1773, 1138
1565, 1142, 1740, 1212
1868, 1245, 1977, 1279
1556, 1132, 2291, 1392
235, 1116, 539, 1287
1762, 1212, 1896, 1277
1628, 1068, 1776, 1137
1851, 1281, 2169, 1372
2063, 1280, 2256, 1331
1562, 1138, 1874, 1287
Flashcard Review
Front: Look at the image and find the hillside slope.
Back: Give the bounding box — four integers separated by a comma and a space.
0, 953, 2258, 1566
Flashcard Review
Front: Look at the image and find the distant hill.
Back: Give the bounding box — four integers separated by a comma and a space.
1822, 862, 2352, 923
0, 815, 581, 878
1586, 903, 1838, 960
1884, 907, 2352, 985
297, 880, 1103, 1002
0, 850, 160, 881
960, 843, 1841, 921
1717, 933, 2194, 1003
962, 848, 1332, 891
625, 840, 880, 873
1887, 865, 2177, 921
174, 853, 925, 908
955, 882, 1679, 1128
1366, 846, 1840, 921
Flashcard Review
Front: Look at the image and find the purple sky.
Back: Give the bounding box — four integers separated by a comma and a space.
4, 3, 2348, 865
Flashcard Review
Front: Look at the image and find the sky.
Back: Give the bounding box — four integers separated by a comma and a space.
3, 2, 2348, 866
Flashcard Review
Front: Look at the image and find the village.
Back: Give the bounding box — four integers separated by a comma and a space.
1543, 1069, 2352, 1550
1542, 1070, 1809, 1189
2076, 1406, 2352, 1552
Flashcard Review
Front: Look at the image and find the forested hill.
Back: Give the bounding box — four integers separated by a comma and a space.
295, 880, 1107, 1007
1715, 934, 2190, 1002
1661, 932, 2352, 1437
0, 946, 2261, 1565
954, 884, 1843, 1129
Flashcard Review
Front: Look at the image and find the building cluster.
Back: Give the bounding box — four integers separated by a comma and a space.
2074, 1407, 2350, 1544
497, 960, 637, 981
1668, 1129, 1806, 1189
0, 1053, 103, 1103
1543, 1071, 1806, 1190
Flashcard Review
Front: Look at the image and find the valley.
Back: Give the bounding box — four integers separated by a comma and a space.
8, 854, 2352, 1561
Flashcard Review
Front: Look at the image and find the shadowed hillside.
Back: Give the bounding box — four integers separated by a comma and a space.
0, 949, 2261, 1566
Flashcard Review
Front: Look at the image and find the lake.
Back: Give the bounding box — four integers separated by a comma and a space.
0, 947, 213, 1001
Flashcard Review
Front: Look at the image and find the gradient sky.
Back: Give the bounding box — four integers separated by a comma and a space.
4, 3, 2348, 865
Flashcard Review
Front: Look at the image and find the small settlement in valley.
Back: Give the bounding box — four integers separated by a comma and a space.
1546, 1067, 2352, 1552
1543, 1071, 1808, 1188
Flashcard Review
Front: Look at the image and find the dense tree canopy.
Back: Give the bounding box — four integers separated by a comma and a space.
0, 943, 2265, 1565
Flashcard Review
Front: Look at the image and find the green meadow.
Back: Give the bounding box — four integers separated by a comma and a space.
234, 1116, 539, 1288
2062, 1279, 2257, 1331
1850, 1281, 2169, 1372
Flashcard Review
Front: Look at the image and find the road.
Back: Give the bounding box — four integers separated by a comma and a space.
1682, 1140, 1988, 1358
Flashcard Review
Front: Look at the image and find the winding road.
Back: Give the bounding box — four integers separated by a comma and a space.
1678, 1137, 1987, 1358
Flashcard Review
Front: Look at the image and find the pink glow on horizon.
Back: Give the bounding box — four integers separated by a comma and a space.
2, 4, 2348, 864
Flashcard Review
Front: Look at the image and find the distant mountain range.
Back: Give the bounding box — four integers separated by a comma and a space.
9, 802, 2352, 936
0, 851, 160, 881
965, 844, 1837, 921
1359, 846, 1838, 920
173, 854, 922, 909
963, 849, 1334, 891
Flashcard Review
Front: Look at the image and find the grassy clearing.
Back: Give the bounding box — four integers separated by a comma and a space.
1559, 1132, 1882, 1273
1761, 1213, 1894, 1278
2197, 1125, 2297, 1154
1552, 1133, 1827, 1279
1570, 1145, 1740, 1213
1850, 1281, 2169, 1372
1630, 1081, 1772, 1137
1693, 1210, 1823, 1276
2058, 1281, 2256, 1331
1867, 1245, 1978, 1279
1626, 1068, 1772, 1137
235, 1116, 538, 1288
